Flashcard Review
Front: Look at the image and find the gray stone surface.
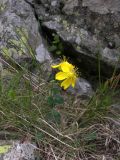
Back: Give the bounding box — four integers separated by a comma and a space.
63, 0, 79, 15
3, 142, 36, 160
36, 44, 51, 63
83, 0, 120, 14
67, 78, 94, 98
0, 141, 16, 160
0, 0, 51, 64
0, 140, 36, 160
31, 0, 120, 75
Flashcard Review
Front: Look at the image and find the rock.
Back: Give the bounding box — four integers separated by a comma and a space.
3, 142, 36, 160
51, 1, 58, 7
36, 44, 51, 63
102, 48, 120, 67
62, 0, 79, 15
82, 0, 120, 14
0, 140, 13, 160
67, 78, 94, 98
0, 139, 37, 160
32, 0, 120, 76
0, 0, 51, 65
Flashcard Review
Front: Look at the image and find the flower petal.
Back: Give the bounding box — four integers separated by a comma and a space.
61, 62, 74, 72
61, 78, 72, 89
55, 72, 68, 80
51, 64, 60, 68
71, 76, 77, 88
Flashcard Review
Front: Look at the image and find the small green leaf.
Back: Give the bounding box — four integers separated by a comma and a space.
51, 109, 61, 123
47, 109, 61, 124
54, 96, 64, 105
51, 87, 60, 95
47, 96, 54, 107
58, 43, 63, 51
8, 90, 16, 99
53, 35, 60, 44
49, 45, 57, 52
56, 51, 62, 55
35, 132, 44, 140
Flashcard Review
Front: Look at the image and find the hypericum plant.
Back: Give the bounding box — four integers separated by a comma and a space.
51, 58, 78, 89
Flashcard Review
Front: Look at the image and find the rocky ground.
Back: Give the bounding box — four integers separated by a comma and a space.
0, 0, 120, 159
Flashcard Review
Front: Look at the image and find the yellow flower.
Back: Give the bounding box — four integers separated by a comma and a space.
52, 59, 78, 90
51, 60, 74, 72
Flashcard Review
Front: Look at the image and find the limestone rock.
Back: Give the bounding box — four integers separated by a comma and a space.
32, 0, 120, 76
0, 0, 51, 64
36, 44, 51, 63
82, 0, 120, 14
67, 78, 94, 98
62, 0, 79, 15
3, 142, 36, 160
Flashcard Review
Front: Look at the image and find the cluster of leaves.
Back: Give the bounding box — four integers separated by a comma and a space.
47, 87, 64, 123
49, 33, 64, 55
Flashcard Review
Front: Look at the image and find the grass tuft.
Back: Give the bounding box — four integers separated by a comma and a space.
0, 28, 119, 159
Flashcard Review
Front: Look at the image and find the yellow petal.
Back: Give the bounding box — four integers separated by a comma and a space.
55, 72, 68, 80
51, 64, 60, 68
61, 62, 74, 72
61, 78, 72, 89
71, 76, 77, 88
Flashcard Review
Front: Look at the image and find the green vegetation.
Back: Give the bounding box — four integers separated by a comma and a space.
0, 28, 119, 159
49, 33, 64, 56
